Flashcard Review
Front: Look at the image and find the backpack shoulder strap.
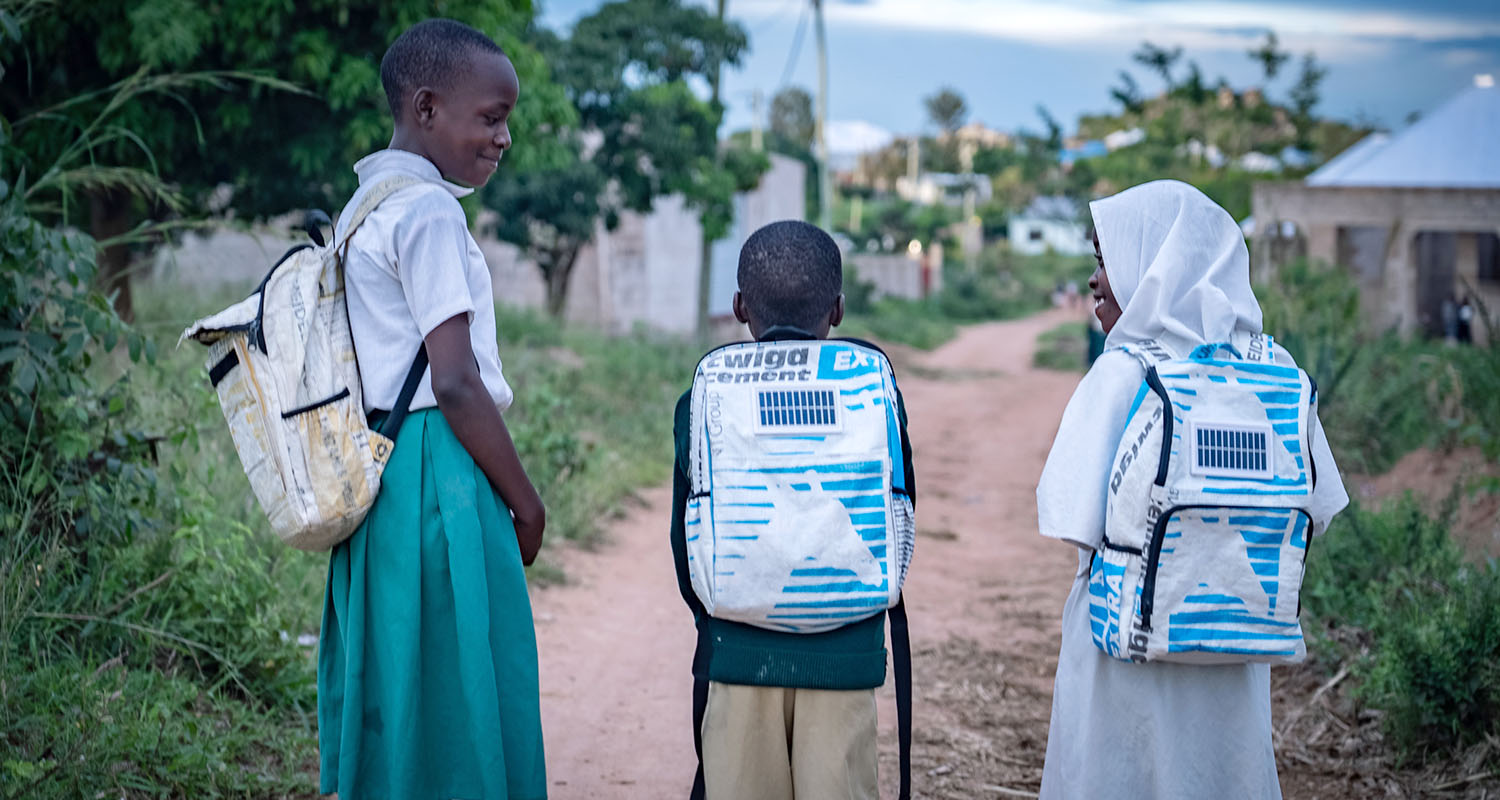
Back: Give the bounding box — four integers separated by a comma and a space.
1108, 339, 1173, 373
335, 174, 426, 255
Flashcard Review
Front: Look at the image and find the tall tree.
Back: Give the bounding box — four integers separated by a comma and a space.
1110, 70, 1144, 114
1288, 52, 1328, 146
1132, 42, 1183, 92
770, 86, 815, 152
923, 87, 968, 134
1, 0, 569, 319
1248, 31, 1291, 85
483, 0, 767, 316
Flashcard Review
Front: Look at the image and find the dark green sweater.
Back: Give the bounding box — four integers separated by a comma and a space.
669, 377, 915, 690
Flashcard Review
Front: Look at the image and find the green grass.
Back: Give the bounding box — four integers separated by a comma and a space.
1032, 320, 1089, 371
842, 248, 1095, 350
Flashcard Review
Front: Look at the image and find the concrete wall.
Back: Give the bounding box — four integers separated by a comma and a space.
1008, 218, 1092, 256
1251, 183, 1500, 337
154, 154, 807, 337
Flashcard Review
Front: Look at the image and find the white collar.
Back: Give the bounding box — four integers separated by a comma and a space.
352, 149, 474, 198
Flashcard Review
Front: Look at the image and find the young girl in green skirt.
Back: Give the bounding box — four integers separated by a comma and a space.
319, 19, 548, 800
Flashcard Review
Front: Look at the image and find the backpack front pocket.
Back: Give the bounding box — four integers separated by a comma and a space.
1138, 506, 1311, 664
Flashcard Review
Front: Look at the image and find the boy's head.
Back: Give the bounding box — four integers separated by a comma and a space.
733, 220, 845, 340
381, 19, 519, 187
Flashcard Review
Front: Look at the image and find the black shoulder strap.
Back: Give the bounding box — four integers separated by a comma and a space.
689, 673, 709, 800
892, 595, 913, 800
378, 344, 429, 440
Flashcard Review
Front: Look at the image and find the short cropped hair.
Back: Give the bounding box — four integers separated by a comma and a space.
380, 19, 506, 119
737, 220, 843, 332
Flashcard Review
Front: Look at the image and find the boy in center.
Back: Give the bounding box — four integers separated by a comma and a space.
669, 219, 917, 800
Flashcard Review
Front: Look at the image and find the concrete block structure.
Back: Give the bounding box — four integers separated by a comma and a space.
1250, 77, 1500, 343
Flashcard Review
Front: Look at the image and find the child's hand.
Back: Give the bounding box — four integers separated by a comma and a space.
511, 494, 545, 566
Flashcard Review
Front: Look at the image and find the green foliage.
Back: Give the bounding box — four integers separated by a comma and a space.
1256, 259, 1500, 471
494, 306, 701, 547
1033, 321, 1088, 371
3, 661, 313, 799
1301, 497, 1500, 762
485, 0, 766, 315
843, 250, 1094, 350
4, 0, 567, 219
1, 193, 315, 796
1364, 566, 1500, 759
923, 87, 967, 134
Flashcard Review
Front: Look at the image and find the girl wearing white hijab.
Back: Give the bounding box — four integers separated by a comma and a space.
1036, 181, 1348, 799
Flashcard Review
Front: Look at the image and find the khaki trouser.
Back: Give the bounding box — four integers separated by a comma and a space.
700, 681, 878, 800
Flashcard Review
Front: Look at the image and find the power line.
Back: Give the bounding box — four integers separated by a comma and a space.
777, 2, 810, 91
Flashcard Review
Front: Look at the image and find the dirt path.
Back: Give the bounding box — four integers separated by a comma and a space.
530, 309, 1087, 799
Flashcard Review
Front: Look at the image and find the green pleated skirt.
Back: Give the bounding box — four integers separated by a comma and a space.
318, 409, 547, 799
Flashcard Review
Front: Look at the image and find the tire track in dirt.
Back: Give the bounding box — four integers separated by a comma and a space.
530, 309, 1087, 799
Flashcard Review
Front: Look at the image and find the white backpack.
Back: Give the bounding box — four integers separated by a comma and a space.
180, 177, 427, 551
1090, 333, 1319, 664
684, 337, 915, 633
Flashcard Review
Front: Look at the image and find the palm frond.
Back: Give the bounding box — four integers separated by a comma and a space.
27, 165, 184, 212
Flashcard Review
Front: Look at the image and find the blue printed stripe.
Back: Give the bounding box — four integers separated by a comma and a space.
774, 597, 887, 609
840, 382, 881, 395
857, 527, 887, 541
791, 567, 857, 577
822, 477, 884, 491
1168, 627, 1301, 641
723, 502, 775, 508
1169, 611, 1298, 627
1205, 487, 1309, 496
742, 461, 883, 474
838, 495, 886, 509
849, 512, 885, 525
1184, 593, 1245, 604
783, 580, 889, 593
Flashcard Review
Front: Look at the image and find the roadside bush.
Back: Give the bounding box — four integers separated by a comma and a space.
1, 192, 315, 796
1302, 495, 1500, 762
1257, 259, 1500, 472
1364, 566, 1500, 759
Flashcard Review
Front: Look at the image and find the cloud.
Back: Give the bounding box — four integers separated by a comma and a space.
826, 119, 895, 154
729, 0, 1500, 60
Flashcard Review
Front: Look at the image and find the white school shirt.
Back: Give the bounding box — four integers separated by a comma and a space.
336, 149, 513, 415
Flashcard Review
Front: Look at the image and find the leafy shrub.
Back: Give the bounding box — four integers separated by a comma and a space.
1257, 259, 1500, 471
1, 189, 315, 796
1364, 566, 1500, 759
1302, 495, 1500, 761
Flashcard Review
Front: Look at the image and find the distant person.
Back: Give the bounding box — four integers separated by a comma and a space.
1457, 294, 1476, 344
1036, 181, 1348, 799
1441, 293, 1459, 343
318, 19, 548, 800
670, 220, 918, 800
1064, 278, 1082, 310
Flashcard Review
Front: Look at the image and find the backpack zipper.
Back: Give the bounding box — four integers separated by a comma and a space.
1139, 503, 1314, 631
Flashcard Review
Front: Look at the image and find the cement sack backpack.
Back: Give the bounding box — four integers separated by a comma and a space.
685, 336, 915, 630
180, 176, 428, 551
1089, 333, 1319, 665
684, 332, 916, 800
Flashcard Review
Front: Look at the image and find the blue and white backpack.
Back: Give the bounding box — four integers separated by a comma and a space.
1090, 333, 1319, 665
685, 334, 916, 800
685, 337, 915, 632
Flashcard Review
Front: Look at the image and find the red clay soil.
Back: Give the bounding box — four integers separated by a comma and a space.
527, 309, 1497, 799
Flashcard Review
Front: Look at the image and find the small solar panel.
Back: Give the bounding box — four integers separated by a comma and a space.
1189, 421, 1273, 479
755, 387, 841, 433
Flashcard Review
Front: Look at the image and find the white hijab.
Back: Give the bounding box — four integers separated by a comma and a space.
1037, 180, 1267, 551
1092, 179, 1262, 355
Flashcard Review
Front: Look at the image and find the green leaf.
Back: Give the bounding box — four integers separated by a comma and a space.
0, 11, 19, 43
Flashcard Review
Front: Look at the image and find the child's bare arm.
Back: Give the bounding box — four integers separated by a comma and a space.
425, 314, 545, 565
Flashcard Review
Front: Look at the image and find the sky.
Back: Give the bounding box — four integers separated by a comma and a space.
537, 0, 1500, 154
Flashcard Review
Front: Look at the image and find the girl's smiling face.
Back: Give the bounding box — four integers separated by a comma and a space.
1090, 231, 1123, 333
418, 49, 519, 187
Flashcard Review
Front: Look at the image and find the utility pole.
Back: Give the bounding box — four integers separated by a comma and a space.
696, 0, 729, 339
813, 0, 832, 231
751, 88, 764, 152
